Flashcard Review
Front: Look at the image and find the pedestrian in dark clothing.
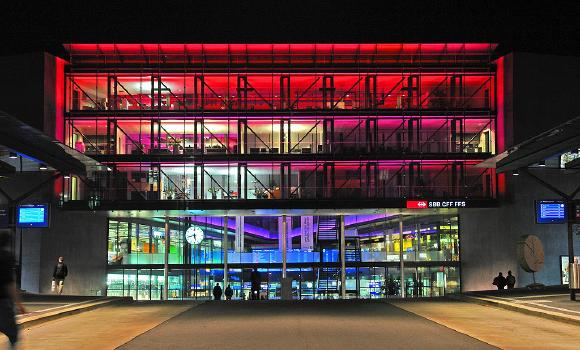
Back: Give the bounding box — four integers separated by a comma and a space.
52, 256, 68, 295
506, 271, 516, 289
492, 272, 507, 290
250, 268, 261, 300
225, 284, 233, 300
0, 232, 26, 349
212, 283, 222, 300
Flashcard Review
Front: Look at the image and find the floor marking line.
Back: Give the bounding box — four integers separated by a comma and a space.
524, 302, 580, 315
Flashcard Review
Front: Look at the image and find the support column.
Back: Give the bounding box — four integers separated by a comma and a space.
223, 216, 229, 288
399, 213, 405, 298
282, 214, 287, 278
340, 215, 346, 298
164, 216, 169, 301
567, 200, 576, 300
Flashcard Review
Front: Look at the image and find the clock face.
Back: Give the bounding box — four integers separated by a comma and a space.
185, 226, 204, 245
517, 234, 545, 273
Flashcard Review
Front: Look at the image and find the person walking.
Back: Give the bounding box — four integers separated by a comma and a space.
250, 268, 261, 300
506, 270, 516, 289
225, 284, 233, 300
492, 272, 507, 290
212, 283, 222, 300
0, 232, 26, 349
52, 256, 68, 295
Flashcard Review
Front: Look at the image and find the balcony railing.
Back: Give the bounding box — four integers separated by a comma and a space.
64, 162, 495, 204
66, 74, 495, 113
66, 118, 496, 157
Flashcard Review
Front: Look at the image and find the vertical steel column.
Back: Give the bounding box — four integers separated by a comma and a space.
281, 164, 286, 199
399, 213, 405, 298
164, 216, 169, 301
340, 215, 346, 298
567, 200, 576, 301
223, 216, 229, 288
282, 214, 287, 278
280, 120, 285, 154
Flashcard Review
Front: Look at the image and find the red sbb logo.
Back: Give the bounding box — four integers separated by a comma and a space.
406, 200, 428, 209
406, 200, 467, 209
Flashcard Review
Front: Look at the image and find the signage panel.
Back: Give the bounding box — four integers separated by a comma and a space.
301, 216, 314, 250
17, 204, 49, 228
536, 200, 567, 224
0, 208, 9, 228
406, 200, 467, 209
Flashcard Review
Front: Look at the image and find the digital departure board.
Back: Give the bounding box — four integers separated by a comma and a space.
17, 204, 49, 228
536, 200, 567, 224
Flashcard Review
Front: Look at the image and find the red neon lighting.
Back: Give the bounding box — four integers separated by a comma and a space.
65, 43, 497, 57
55, 57, 66, 141
406, 200, 429, 209
495, 55, 506, 153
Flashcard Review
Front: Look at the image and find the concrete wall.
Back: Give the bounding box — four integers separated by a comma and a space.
0, 172, 108, 295
461, 170, 580, 291
459, 52, 580, 291
17, 207, 108, 295
39, 210, 108, 295
0, 172, 53, 293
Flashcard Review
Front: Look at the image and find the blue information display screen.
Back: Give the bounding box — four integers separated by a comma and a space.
17, 204, 49, 227
536, 200, 567, 224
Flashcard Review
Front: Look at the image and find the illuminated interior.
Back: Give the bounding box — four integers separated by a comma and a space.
60, 43, 499, 299
106, 212, 460, 300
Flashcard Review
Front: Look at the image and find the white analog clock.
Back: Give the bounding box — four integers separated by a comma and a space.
185, 226, 204, 245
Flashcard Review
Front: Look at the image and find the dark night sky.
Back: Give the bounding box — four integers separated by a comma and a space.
1, 0, 579, 58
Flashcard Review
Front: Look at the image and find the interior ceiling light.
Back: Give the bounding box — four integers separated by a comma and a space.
538, 160, 546, 167
512, 170, 520, 176
9, 152, 17, 159
64, 174, 71, 179
39, 164, 48, 170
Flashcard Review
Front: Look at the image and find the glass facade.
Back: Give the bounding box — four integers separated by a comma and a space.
59, 43, 498, 299
61, 44, 497, 204
106, 213, 460, 300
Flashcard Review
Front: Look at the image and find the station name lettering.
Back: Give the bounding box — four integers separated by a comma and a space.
429, 201, 466, 208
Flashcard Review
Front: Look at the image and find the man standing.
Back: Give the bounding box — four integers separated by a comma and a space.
224, 284, 233, 300
0, 232, 26, 349
492, 272, 507, 290
506, 270, 516, 289
52, 257, 68, 295
212, 283, 222, 300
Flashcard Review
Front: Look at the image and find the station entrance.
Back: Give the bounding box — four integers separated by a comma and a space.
105, 209, 460, 300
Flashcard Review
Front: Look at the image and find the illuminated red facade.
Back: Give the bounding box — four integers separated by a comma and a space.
61, 43, 498, 209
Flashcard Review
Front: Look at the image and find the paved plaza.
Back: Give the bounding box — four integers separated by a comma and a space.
4, 297, 580, 349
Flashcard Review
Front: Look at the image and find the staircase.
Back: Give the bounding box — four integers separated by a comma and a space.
317, 267, 340, 298
345, 237, 361, 262
317, 216, 338, 240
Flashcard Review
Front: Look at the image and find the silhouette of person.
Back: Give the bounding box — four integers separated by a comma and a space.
506, 271, 516, 289
492, 272, 507, 290
225, 284, 233, 300
250, 268, 262, 300
213, 283, 223, 300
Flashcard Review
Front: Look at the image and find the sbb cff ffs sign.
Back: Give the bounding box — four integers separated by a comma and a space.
406, 200, 467, 209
